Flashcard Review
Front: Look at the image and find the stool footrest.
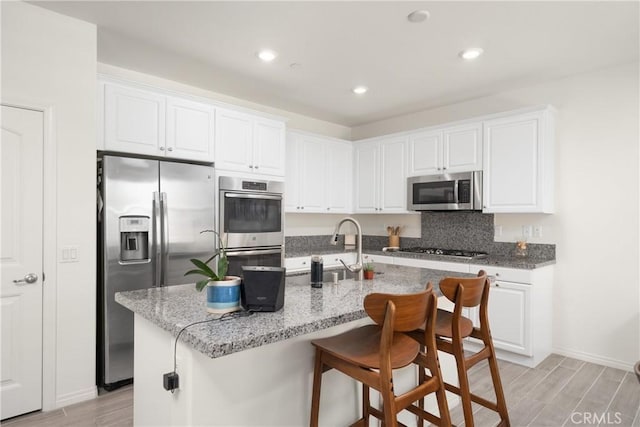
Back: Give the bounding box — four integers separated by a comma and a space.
443, 382, 500, 412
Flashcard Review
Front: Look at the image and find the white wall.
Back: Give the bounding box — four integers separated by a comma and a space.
352, 62, 640, 370
1, 2, 98, 408
98, 63, 352, 140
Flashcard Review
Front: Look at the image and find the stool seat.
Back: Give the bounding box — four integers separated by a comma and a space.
435, 309, 474, 338
312, 324, 420, 370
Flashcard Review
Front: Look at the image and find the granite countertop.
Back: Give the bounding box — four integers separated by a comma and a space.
361, 250, 556, 269
115, 264, 472, 360
286, 248, 555, 269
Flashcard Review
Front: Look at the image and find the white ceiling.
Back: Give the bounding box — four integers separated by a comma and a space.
31, 1, 639, 126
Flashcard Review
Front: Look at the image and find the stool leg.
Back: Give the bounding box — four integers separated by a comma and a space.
310, 347, 323, 427
453, 343, 474, 427
417, 363, 425, 427
362, 384, 370, 427
429, 353, 451, 426
487, 347, 510, 426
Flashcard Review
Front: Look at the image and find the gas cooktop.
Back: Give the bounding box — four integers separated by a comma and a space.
399, 247, 488, 259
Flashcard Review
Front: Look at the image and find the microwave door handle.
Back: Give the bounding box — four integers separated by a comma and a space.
226, 249, 282, 257
224, 193, 282, 201
152, 192, 161, 287
454, 180, 460, 204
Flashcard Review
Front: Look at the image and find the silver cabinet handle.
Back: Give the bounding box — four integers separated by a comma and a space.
254, 165, 259, 170
249, 165, 254, 169
13, 273, 38, 285
159, 146, 165, 151
167, 147, 173, 152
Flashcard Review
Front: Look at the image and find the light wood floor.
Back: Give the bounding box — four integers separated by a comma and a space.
2, 354, 638, 426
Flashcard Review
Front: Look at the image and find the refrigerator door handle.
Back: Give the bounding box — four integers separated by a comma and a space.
152, 192, 162, 287
160, 192, 169, 287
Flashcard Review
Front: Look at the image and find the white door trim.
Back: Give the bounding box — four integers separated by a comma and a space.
2, 99, 58, 411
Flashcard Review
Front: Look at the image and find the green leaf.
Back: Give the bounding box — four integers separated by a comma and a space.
184, 269, 207, 277
217, 256, 229, 279
195, 279, 210, 292
189, 258, 216, 278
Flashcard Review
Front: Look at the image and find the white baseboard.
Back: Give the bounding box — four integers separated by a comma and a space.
552, 346, 635, 372
55, 386, 98, 408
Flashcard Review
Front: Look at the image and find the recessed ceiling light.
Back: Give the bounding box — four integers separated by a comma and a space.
352, 86, 368, 95
459, 48, 484, 60
407, 10, 430, 23
257, 50, 277, 62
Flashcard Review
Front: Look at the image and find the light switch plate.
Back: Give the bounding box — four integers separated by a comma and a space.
60, 245, 80, 263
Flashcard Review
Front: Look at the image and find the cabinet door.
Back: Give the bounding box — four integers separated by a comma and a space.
104, 83, 165, 156
325, 141, 352, 213
379, 137, 408, 212
253, 118, 285, 176
486, 281, 531, 355
299, 136, 325, 212
284, 134, 301, 212
353, 142, 378, 213
483, 111, 550, 213
408, 130, 442, 176
215, 109, 253, 172
443, 122, 482, 172
166, 97, 214, 162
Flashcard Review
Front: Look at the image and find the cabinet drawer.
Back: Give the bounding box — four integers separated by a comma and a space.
363, 254, 395, 265
285, 256, 311, 272
468, 264, 532, 283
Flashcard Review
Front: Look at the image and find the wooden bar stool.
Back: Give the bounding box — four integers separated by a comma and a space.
408, 270, 510, 427
309, 284, 451, 427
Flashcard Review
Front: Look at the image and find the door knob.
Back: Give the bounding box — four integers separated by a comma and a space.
13, 273, 38, 285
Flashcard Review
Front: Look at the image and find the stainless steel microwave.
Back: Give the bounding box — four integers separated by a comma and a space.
407, 171, 482, 211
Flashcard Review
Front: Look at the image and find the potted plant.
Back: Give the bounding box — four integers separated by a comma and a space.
363, 262, 375, 280
184, 230, 241, 314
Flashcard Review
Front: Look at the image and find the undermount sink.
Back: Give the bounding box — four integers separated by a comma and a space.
287, 267, 358, 285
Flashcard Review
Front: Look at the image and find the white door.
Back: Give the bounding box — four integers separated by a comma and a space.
166, 97, 214, 162
408, 130, 441, 176
253, 118, 285, 176
353, 142, 378, 213
443, 122, 482, 172
325, 141, 352, 213
1, 105, 44, 420
299, 136, 325, 212
379, 137, 408, 212
103, 83, 166, 157
214, 108, 253, 172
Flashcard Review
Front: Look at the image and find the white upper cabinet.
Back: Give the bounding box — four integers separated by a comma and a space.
408, 122, 482, 176
325, 141, 352, 213
103, 82, 214, 162
166, 97, 215, 161
285, 131, 352, 213
104, 83, 166, 157
215, 108, 285, 177
443, 122, 483, 172
354, 136, 409, 213
408, 129, 441, 175
483, 107, 555, 213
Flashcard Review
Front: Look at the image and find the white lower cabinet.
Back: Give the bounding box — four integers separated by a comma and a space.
483, 280, 531, 355
468, 264, 553, 368
391, 256, 468, 273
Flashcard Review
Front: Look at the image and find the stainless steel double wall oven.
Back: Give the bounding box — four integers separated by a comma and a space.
219, 176, 284, 276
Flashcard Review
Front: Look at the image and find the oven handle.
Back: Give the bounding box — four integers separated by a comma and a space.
226, 249, 282, 257
224, 193, 282, 201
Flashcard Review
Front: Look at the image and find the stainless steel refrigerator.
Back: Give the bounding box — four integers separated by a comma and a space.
97, 155, 215, 389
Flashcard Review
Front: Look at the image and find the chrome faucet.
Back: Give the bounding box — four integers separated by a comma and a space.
330, 217, 363, 281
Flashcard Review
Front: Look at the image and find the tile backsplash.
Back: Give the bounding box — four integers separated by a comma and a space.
286, 211, 555, 259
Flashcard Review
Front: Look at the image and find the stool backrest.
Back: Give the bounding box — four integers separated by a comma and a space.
364, 283, 433, 332
439, 270, 488, 308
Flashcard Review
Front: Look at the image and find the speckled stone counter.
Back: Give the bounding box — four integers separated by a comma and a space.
362, 250, 556, 269
116, 263, 471, 360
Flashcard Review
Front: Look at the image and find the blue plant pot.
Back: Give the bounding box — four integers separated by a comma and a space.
206, 276, 242, 314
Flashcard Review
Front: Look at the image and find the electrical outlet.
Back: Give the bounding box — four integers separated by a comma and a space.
59, 245, 80, 263
494, 225, 503, 237
533, 226, 543, 238
522, 225, 532, 239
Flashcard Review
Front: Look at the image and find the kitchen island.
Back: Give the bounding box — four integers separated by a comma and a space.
116, 263, 470, 426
